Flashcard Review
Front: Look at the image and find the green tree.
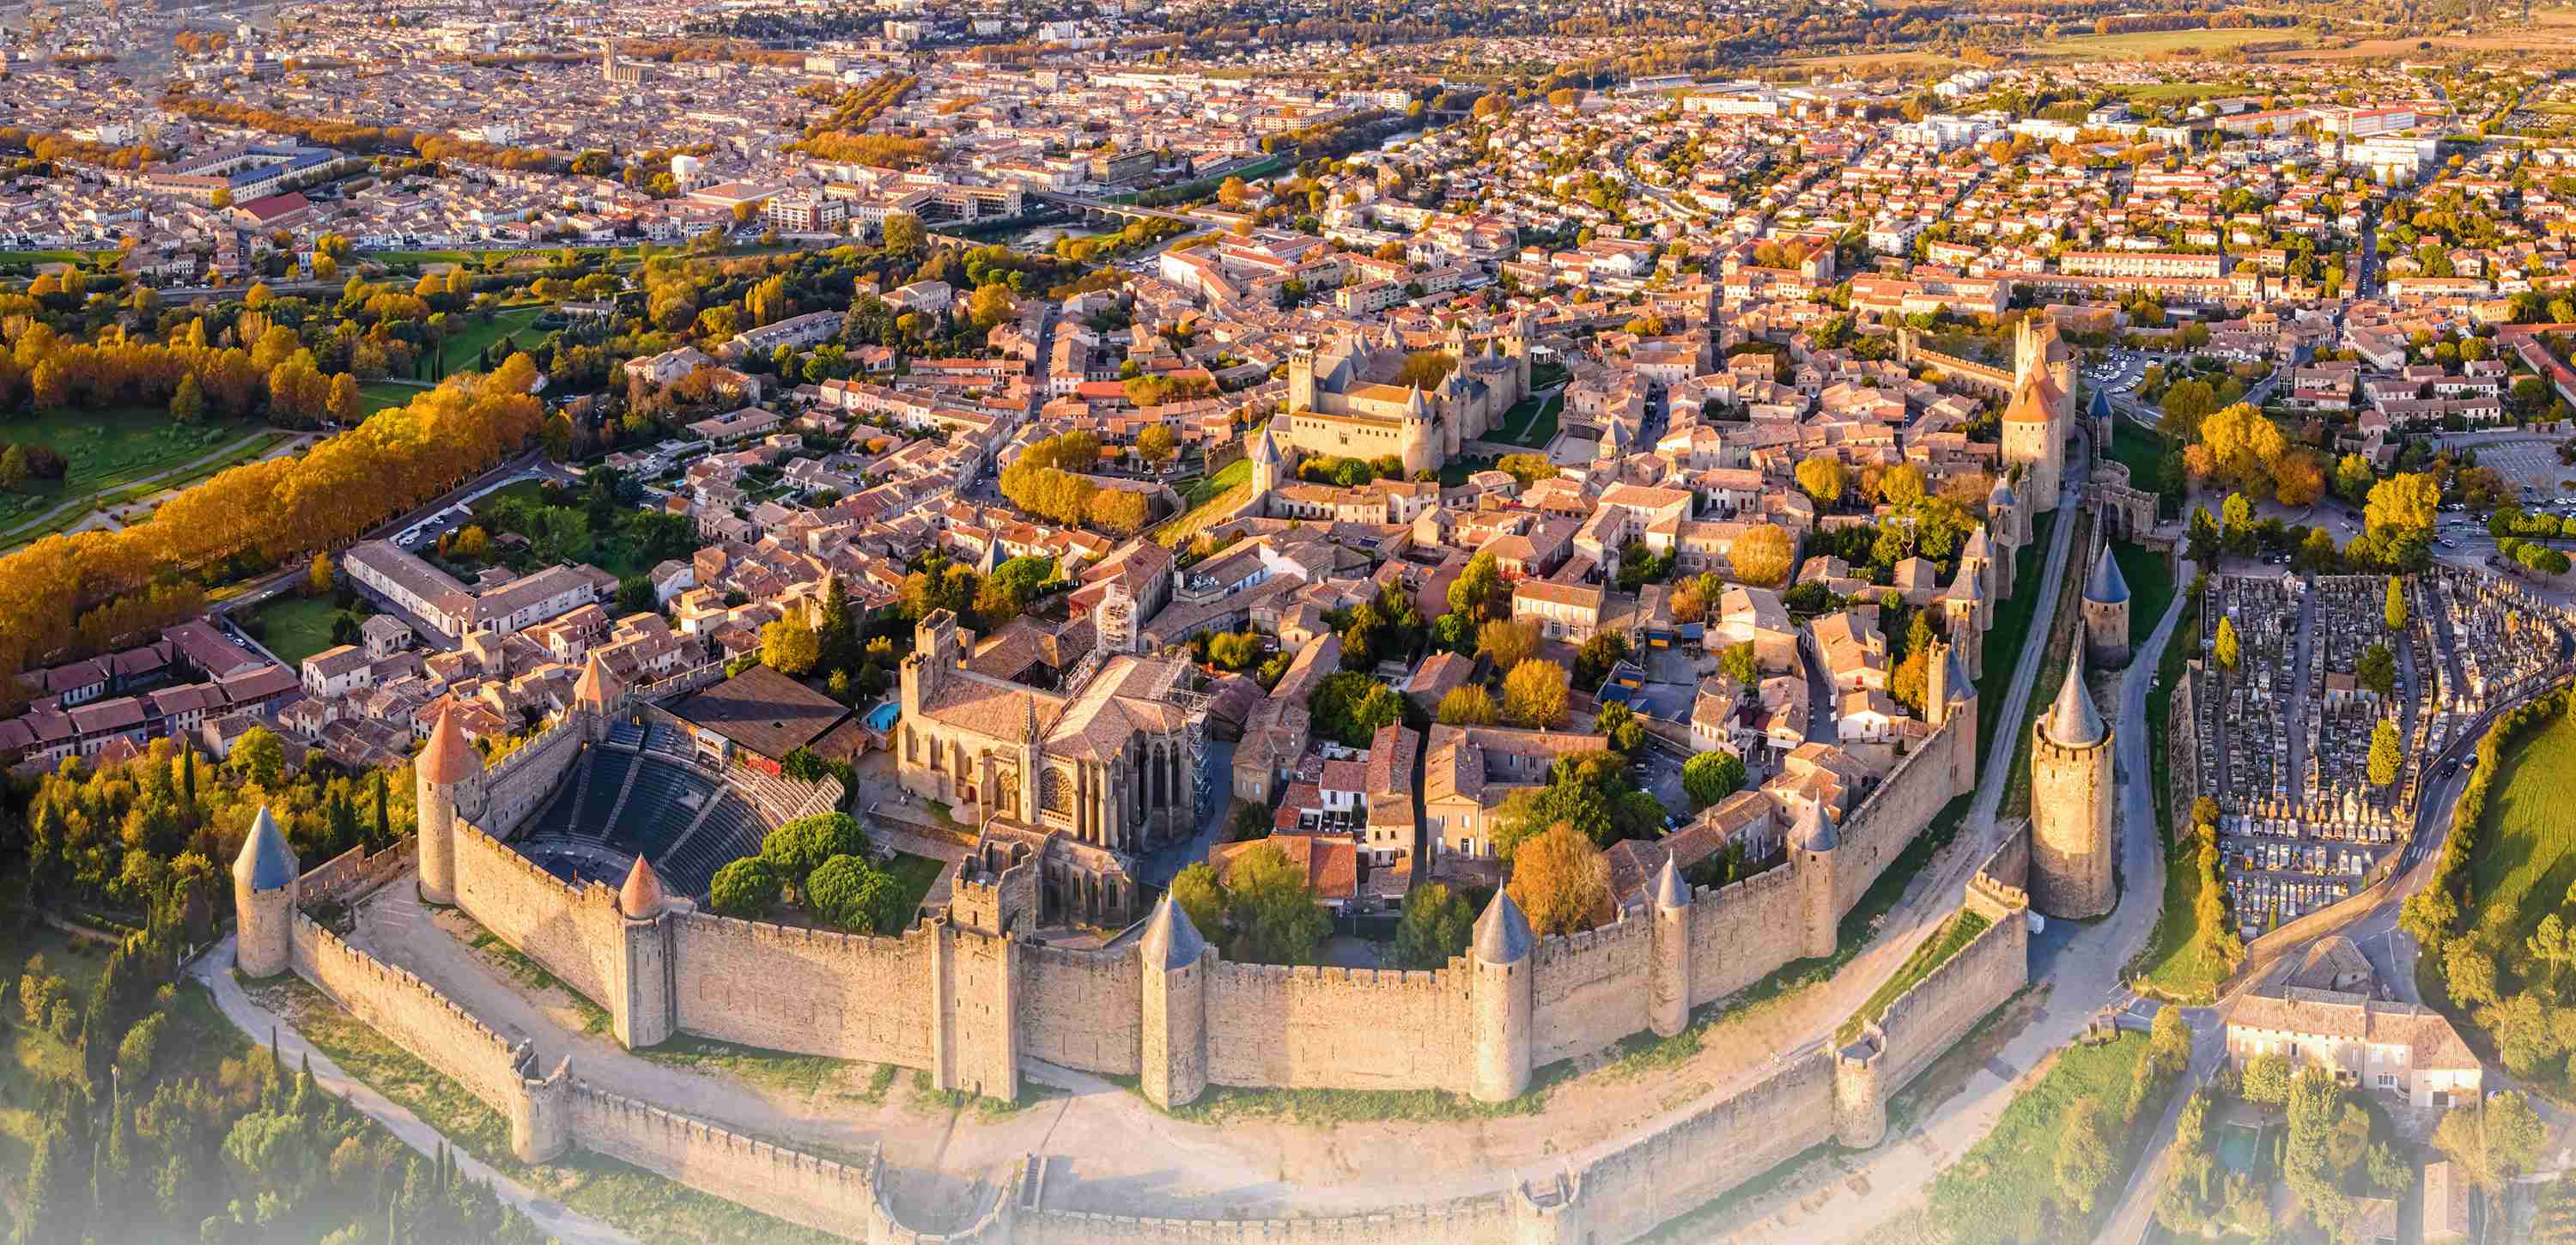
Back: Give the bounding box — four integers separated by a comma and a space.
231, 726, 285, 788
2239, 1052, 2293, 1107
1223, 843, 1330, 965
881, 210, 925, 253
1795, 454, 1847, 506
761, 615, 821, 675
708, 857, 781, 918
1721, 641, 1758, 686
1448, 550, 1509, 623
1682, 750, 1746, 811
2434, 1090, 2547, 1227
1170, 862, 1228, 941
805, 854, 908, 933
1437, 683, 1499, 726
2367, 718, 2401, 786
2354, 643, 2396, 698
760, 812, 868, 891
1391, 883, 1474, 969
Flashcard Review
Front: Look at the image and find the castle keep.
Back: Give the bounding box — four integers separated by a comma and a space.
1278, 315, 1534, 477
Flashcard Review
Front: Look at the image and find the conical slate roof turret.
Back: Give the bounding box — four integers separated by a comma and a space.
1652, 855, 1689, 911
2085, 546, 2129, 605
233, 805, 297, 892
1140, 895, 1207, 970
1790, 798, 1839, 853
1473, 887, 1534, 964
2044, 662, 2106, 747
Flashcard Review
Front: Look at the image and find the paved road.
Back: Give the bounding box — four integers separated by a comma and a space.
190, 937, 641, 1245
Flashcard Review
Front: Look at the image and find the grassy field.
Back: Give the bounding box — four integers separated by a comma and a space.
247, 592, 349, 668
1927, 1031, 2161, 1244
2112, 540, 2176, 650
1840, 909, 1991, 1043
1976, 509, 2062, 767
262, 975, 846, 1245
2131, 586, 2230, 1004
2106, 422, 2172, 517
1493, 394, 1562, 448
1155, 456, 1253, 549
430, 305, 555, 380
882, 851, 946, 924
2022, 26, 2310, 58
360, 382, 422, 415
2468, 709, 2576, 952
2005, 510, 2094, 821
0, 406, 260, 525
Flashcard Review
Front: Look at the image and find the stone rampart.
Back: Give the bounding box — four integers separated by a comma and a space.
1870, 877, 2029, 1091
1530, 914, 1652, 1066
567, 1081, 886, 1242
453, 821, 626, 1008
1683, 862, 1804, 1003
288, 915, 532, 1119
670, 914, 938, 1069
1202, 960, 1474, 1093
297, 841, 415, 910
1018, 943, 1142, 1076
1830, 717, 1972, 918
478, 716, 586, 835
1571, 1048, 1840, 1244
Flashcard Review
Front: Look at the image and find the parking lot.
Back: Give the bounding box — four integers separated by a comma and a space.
2469, 439, 2572, 495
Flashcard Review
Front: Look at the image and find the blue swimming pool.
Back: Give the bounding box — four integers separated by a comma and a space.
866, 702, 901, 732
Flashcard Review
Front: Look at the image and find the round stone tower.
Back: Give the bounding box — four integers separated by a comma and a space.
1139, 895, 1210, 1108
1790, 799, 1841, 962
1648, 857, 1692, 1038
1469, 888, 1534, 1103
615, 857, 678, 1049
2081, 545, 2133, 670
2031, 663, 2116, 920
509, 1055, 573, 1163
232, 805, 298, 979
415, 701, 482, 907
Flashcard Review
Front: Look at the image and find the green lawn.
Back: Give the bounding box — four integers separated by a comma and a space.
0, 407, 263, 532
2115, 81, 2255, 106
471, 477, 546, 518
2467, 709, 2576, 951
2006, 511, 2094, 821
360, 382, 421, 415
247, 592, 353, 668
2025, 26, 2306, 58
428, 305, 555, 380
1976, 508, 2061, 767
881, 851, 946, 924
1927, 1031, 2163, 1244
2106, 422, 2173, 518
1156, 456, 1253, 549
2111, 540, 2176, 649
1840, 909, 1991, 1043
1493, 394, 1561, 448
2131, 586, 2229, 1004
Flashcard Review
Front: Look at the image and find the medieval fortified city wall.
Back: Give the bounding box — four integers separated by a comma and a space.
224, 599, 2093, 1242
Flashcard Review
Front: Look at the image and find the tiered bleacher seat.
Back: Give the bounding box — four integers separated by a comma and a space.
643, 725, 692, 761
578, 750, 633, 829
609, 759, 700, 859
661, 794, 766, 898
607, 722, 645, 749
